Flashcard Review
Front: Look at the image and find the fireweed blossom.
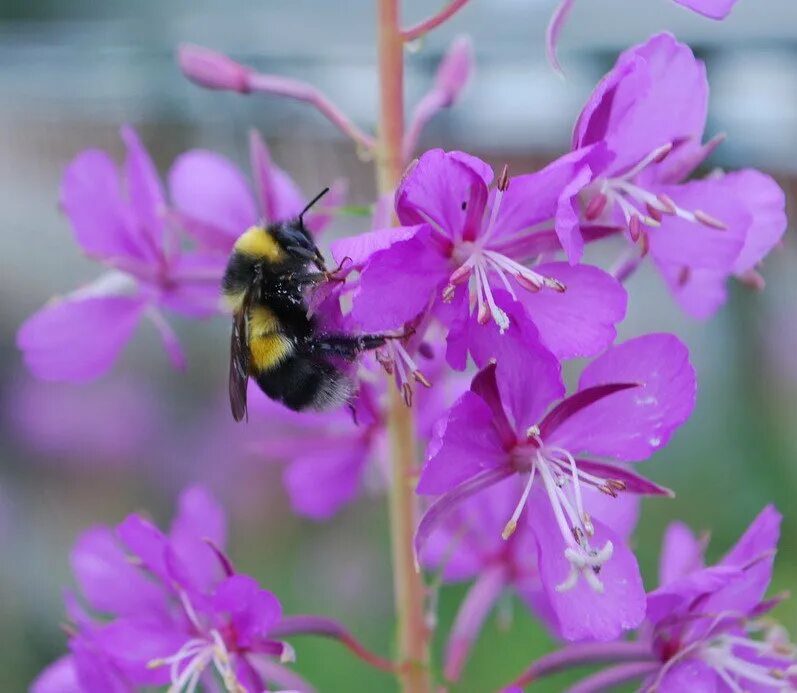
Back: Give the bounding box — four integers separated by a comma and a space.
420, 478, 640, 680
642, 506, 797, 691
169, 129, 344, 254
416, 331, 696, 641
32, 486, 304, 693
17, 127, 224, 382
248, 334, 463, 519
547, 0, 739, 73
332, 148, 627, 369
572, 33, 787, 317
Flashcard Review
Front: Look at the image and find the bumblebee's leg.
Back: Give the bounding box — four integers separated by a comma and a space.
302, 334, 387, 360
255, 354, 351, 411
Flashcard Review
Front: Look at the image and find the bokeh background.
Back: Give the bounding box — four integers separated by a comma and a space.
1, 0, 796, 690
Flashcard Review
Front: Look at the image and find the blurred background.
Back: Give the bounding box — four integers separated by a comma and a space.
1, 0, 796, 690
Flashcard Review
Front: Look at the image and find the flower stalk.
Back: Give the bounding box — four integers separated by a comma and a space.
377, 1, 432, 691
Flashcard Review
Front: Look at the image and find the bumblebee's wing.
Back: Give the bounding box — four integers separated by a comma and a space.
229, 293, 252, 422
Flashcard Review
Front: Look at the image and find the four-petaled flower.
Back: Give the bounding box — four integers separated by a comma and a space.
573, 33, 786, 317
643, 506, 796, 691
32, 486, 302, 693
332, 148, 626, 368
416, 330, 696, 641
17, 127, 225, 382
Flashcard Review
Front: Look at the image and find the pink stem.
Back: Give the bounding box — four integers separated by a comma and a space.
566, 661, 659, 693
246, 72, 375, 152
401, 0, 470, 42
503, 641, 655, 689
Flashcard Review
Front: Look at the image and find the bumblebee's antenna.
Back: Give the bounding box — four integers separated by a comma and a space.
299, 187, 331, 222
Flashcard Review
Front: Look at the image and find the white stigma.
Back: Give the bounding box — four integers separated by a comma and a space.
502, 438, 621, 594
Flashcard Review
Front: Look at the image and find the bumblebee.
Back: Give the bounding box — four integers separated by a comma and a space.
223, 188, 388, 420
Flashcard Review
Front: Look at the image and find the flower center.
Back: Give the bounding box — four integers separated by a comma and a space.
585, 141, 727, 248
502, 434, 623, 594
439, 177, 565, 332
699, 628, 796, 692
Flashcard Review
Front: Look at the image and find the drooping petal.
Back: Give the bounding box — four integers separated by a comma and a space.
648, 179, 748, 271
654, 262, 728, 319
575, 459, 673, 497
545, 0, 577, 74
60, 150, 149, 262
673, 0, 738, 19
659, 521, 706, 586
350, 225, 450, 331
723, 170, 787, 273
396, 148, 488, 241
653, 658, 721, 693
168, 149, 257, 250
531, 491, 646, 641
444, 565, 507, 681
120, 125, 166, 253
31, 656, 80, 693
518, 262, 627, 360
17, 295, 146, 382
283, 438, 370, 519
550, 333, 696, 461
168, 485, 228, 593
418, 391, 508, 495
70, 526, 168, 618
249, 129, 306, 223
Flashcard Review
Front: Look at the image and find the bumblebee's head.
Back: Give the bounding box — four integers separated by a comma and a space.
271, 220, 325, 270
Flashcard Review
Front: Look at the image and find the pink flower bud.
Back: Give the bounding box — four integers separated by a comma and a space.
177, 44, 251, 93
433, 36, 474, 107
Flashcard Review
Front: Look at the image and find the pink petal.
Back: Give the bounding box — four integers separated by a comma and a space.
70, 526, 167, 617
649, 179, 747, 271
168, 149, 257, 249
654, 261, 728, 319
396, 148, 488, 239
160, 250, 227, 318
120, 125, 166, 253
723, 170, 787, 273
60, 150, 149, 262
330, 224, 423, 268
659, 521, 706, 586
518, 262, 627, 360
17, 295, 146, 382
248, 129, 306, 223
31, 656, 80, 693
545, 0, 577, 74
551, 333, 696, 461
116, 514, 170, 584
539, 383, 639, 441
168, 485, 228, 592
531, 491, 646, 641
673, 0, 738, 19
575, 34, 708, 176
350, 225, 450, 331
656, 659, 721, 693
418, 391, 508, 495
283, 439, 370, 519
722, 504, 781, 569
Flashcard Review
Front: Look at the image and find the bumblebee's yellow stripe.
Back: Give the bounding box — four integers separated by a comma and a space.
250, 333, 293, 371
248, 306, 280, 335
234, 226, 287, 262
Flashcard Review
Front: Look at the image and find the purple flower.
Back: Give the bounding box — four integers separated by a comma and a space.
169, 129, 344, 253
642, 506, 796, 691
416, 331, 696, 641
547, 0, 739, 73
573, 33, 786, 317
249, 337, 461, 519
420, 478, 640, 680
17, 127, 224, 382
332, 148, 626, 367
32, 486, 301, 693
